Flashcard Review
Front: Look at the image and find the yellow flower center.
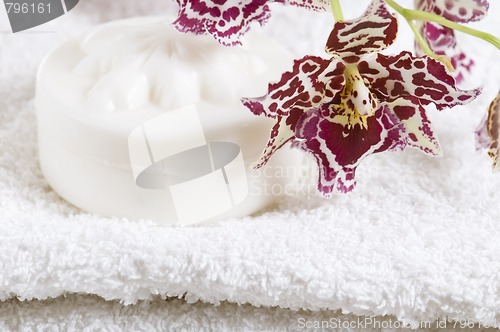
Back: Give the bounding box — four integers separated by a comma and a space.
334, 65, 378, 130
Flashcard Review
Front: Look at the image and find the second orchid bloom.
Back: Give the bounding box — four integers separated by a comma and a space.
414, 0, 489, 82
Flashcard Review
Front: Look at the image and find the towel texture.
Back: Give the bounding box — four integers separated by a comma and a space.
0, 0, 499, 330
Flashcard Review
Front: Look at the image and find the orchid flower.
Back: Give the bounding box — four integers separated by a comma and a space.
413, 0, 490, 83
243, 0, 480, 195
476, 92, 500, 170
172, 0, 329, 46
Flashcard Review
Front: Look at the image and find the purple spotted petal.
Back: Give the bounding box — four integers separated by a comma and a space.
285, 0, 329, 10
358, 51, 481, 110
242, 56, 345, 168
421, 21, 457, 50
416, 0, 489, 23
242, 56, 345, 118
475, 92, 500, 170
251, 109, 303, 169
173, 0, 331, 46
293, 103, 406, 196
173, 0, 280, 46
415, 21, 475, 83
390, 96, 441, 155
325, 0, 399, 63
414, 0, 485, 82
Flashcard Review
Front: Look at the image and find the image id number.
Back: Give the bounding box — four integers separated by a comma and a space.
5, 2, 51, 14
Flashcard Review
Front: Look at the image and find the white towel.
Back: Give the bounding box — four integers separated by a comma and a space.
0, 0, 499, 330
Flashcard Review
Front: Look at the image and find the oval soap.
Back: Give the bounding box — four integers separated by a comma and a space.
36, 16, 302, 225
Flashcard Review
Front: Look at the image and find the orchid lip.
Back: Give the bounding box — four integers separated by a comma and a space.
342, 64, 378, 121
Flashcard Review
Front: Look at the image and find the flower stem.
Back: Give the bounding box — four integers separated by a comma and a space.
330, 0, 344, 22
384, 0, 453, 69
385, 0, 500, 51
407, 21, 431, 56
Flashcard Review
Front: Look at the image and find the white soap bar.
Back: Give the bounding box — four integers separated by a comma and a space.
36, 17, 302, 225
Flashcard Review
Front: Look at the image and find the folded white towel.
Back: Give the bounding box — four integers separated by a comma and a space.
0, 0, 499, 330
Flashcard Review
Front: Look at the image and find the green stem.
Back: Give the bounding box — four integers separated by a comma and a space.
407, 10, 500, 50
330, 0, 344, 22
384, 0, 451, 68
385, 0, 500, 51
407, 16, 437, 57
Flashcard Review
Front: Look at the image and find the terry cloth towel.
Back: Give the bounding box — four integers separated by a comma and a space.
0, 0, 499, 330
